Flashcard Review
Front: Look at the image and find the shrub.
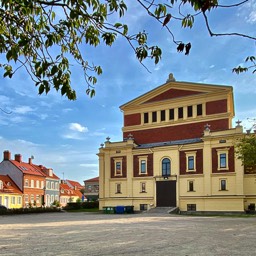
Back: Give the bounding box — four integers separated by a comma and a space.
81, 201, 99, 209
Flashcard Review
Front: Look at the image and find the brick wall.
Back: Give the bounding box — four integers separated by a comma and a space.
110, 156, 127, 178
124, 119, 229, 144
145, 88, 203, 103
179, 149, 203, 175
212, 146, 235, 173
133, 154, 153, 177
124, 113, 141, 126
206, 99, 227, 115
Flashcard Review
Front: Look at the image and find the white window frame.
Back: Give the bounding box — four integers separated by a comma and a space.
11, 196, 15, 204
114, 158, 123, 176
36, 180, 40, 188
41, 181, 44, 189
138, 156, 148, 174
17, 197, 22, 205
25, 194, 29, 203
24, 179, 29, 187
185, 151, 197, 172
31, 179, 34, 188
217, 148, 229, 171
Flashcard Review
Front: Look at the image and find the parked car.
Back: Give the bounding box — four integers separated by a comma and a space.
0, 205, 7, 211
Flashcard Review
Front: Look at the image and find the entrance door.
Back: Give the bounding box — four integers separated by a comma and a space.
156, 181, 176, 207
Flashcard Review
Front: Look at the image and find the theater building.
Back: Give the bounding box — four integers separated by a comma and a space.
98, 74, 255, 213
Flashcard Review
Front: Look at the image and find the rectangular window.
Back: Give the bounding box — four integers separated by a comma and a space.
36, 195, 40, 203
41, 181, 44, 189
25, 194, 29, 203
187, 204, 196, 211
144, 112, 149, 124
31, 180, 34, 188
188, 181, 194, 192
140, 204, 148, 211
140, 160, 146, 174
17, 197, 21, 205
187, 105, 193, 117
197, 104, 202, 116
116, 183, 121, 194
11, 197, 15, 204
186, 152, 196, 172
36, 180, 40, 188
169, 109, 174, 120
115, 161, 122, 175
188, 156, 195, 170
141, 182, 146, 193
25, 179, 29, 187
152, 111, 157, 122
220, 180, 227, 191
220, 153, 227, 168
31, 195, 34, 203
178, 107, 183, 119
161, 110, 166, 121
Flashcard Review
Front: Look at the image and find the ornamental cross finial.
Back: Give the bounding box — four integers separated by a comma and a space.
204, 123, 211, 131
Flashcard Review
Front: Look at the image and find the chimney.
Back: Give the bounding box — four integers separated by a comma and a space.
15, 154, 22, 163
28, 158, 32, 165
3, 151, 11, 160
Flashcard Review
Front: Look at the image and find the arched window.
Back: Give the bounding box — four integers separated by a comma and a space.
162, 158, 171, 176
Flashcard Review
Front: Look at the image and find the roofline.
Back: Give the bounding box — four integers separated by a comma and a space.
119, 80, 233, 109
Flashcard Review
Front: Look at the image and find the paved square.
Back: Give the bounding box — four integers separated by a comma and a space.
0, 212, 256, 255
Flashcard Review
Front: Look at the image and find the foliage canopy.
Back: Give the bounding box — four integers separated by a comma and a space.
0, 0, 255, 100
236, 134, 256, 171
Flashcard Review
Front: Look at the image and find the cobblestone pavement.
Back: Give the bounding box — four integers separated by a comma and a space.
0, 212, 256, 256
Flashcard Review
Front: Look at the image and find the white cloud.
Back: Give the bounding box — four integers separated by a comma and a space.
69, 123, 88, 133
13, 106, 34, 114
238, 0, 256, 24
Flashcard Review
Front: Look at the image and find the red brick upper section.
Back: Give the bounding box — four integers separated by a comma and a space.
206, 99, 227, 115
124, 119, 229, 144
144, 89, 203, 103
124, 113, 141, 126
179, 149, 203, 175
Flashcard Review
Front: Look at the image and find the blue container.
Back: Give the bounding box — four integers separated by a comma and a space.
115, 206, 125, 214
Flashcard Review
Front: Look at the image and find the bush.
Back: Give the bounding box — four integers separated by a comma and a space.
64, 202, 81, 210
81, 201, 99, 209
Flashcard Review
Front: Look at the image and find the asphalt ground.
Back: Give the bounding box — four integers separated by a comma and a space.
0, 212, 256, 256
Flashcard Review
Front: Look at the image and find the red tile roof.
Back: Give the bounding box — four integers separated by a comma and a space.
0, 175, 22, 194
84, 176, 99, 182
10, 160, 45, 177
60, 183, 82, 198
31, 164, 59, 180
66, 180, 84, 189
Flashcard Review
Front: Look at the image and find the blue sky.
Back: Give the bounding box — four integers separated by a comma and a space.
0, 1, 255, 184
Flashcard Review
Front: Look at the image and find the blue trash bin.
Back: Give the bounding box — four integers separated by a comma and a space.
115, 206, 125, 214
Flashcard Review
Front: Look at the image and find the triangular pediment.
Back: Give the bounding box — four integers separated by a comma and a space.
120, 80, 233, 111
143, 88, 203, 104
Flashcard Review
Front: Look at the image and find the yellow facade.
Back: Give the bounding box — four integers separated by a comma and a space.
0, 194, 23, 209
98, 77, 255, 213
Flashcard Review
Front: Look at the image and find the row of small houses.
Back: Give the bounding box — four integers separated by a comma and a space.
0, 151, 99, 209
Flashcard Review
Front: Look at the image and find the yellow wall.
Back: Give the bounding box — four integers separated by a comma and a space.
0, 194, 22, 209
